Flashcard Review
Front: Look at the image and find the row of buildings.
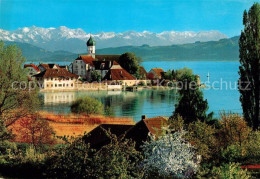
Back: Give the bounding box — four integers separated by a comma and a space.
24, 36, 166, 90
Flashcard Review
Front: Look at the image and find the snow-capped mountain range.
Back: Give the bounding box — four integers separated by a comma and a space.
0, 26, 228, 53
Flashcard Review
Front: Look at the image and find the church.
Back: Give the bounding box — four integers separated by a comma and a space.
70, 36, 124, 81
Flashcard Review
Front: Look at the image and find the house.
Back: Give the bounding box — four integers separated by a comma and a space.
124, 115, 168, 150
24, 64, 40, 80
102, 64, 137, 86
83, 115, 168, 151
139, 66, 148, 79
148, 68, 165, 80
71, 54, 95, 80
95, 55, 120, 62
83, 124, 134, 150
38, 63, 60, 72
33, 68, 79, 90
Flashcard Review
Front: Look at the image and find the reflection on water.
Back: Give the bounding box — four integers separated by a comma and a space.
40, 90, 178, 121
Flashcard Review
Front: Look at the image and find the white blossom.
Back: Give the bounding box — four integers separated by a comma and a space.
141, 127, 199, 178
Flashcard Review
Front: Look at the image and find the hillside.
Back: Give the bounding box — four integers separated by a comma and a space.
3, 41, 77, 62
96, 36, 239, 61
3, 36, 239, 62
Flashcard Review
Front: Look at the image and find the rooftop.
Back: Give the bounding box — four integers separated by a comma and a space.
33, 68, 78, 78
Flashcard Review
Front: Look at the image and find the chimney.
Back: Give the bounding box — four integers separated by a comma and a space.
141, 115, 147, 120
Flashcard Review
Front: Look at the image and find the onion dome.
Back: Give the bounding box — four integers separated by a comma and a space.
87, 36, 96, 46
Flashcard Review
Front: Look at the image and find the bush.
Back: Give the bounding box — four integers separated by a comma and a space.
71, 97, 104, 115
212, 163, 251, 179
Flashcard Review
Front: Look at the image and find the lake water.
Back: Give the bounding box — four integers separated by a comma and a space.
40, 61, 242, 121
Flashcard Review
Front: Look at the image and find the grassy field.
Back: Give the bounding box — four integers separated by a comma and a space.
8, 112, 135, 143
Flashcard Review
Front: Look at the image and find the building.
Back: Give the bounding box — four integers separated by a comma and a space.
83, 115, 168, 151
24, 64, 40, 80
124, 115, 168, 150
33, 68, 79, 90
38, 63, 60, 72
139, 66, 148, 79
83, 124, 134, 150
70, 36, 121, 81
148, 68, 165, 80
102, 64, 137, 86
71, 55, 95, 81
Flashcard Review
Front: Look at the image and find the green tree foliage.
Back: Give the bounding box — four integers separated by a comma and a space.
88, 130, 144, 178
212, 163, 251, 179
71, 97, 104, 115
238, 3, 260, 130
0, 41, 39, 127
162, 69, 175, 80
47, 131, 144, 178
47, 137, 90, 178
172, 72, 212, 123
90, 70, 102, 82
175, 67, 193, 80
118, 52, 141, 77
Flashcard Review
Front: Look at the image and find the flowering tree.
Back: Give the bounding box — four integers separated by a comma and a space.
141, 127, 199, 178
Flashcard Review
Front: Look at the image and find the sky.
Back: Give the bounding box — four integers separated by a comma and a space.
0, 0, 257, 37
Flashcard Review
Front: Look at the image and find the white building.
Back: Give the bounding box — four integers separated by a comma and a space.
33, 68, 79, 90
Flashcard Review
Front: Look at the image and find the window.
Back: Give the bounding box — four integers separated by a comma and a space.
71, 84, 73, 87
55, 84, 57, 87
71, 78, 73, 80
51, 78, 53, 80
51, 84, 53, 87
67, 84, 69, 87
63, 84, 65, 87
46, 84, 49, 87
59, 84, 62, 87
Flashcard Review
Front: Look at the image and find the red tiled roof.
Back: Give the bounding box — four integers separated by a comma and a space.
33, 68, 78, 78
144, 116, 168, 135
103, 68, 136, 81
241, 165, 260, 169
38, 63, 60, 70
24, 64, 40, 72
139, 66, 148, 76
79, 55, 95, 65
150, 68, 164, 77
95, 55, 120, 62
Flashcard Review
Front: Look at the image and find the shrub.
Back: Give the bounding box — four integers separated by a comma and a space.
71, 97, 104, 115
218, 112, 251, 147
212, 163, 251, 179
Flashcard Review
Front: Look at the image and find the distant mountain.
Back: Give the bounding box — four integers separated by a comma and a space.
3, 36, 239, 62
96, 36, 239, 61
3, 41, 77, 62
0, 26, 228, 53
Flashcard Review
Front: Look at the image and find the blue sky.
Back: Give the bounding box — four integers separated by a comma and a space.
0, 0, 257, 37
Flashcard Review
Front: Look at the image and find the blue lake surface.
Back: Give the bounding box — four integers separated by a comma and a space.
40, 61, 242, 121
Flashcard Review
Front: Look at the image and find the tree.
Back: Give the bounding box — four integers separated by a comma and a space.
238, 3, 260, 130
87, 130, 144, 178
172, 72, 212, 123
118, 52, 141, 77
141, 127, 199, 178
90, 71, 102, 82
71, 97, 104, 115
0, 41, 39, 127
218, 112, 251, 148
10, 114, 56, 148
175, 67, 193, 81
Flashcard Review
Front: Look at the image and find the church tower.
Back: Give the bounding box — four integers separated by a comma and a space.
87, 35, 96, 58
